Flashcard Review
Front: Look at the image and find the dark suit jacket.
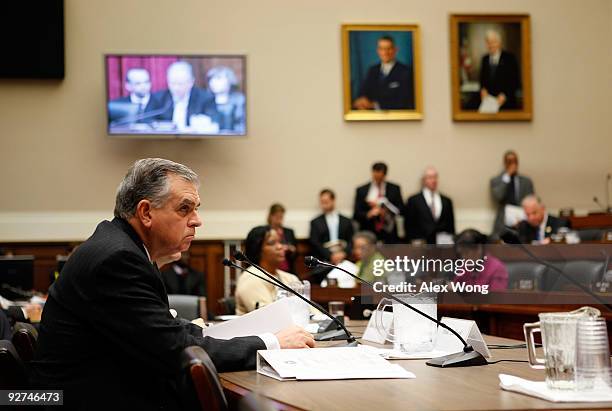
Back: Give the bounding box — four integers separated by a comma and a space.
149, 87, 220, 126
403, 192, 455, 244
160, 264, 206, 297
359, 61, 414, 110
309, 214, 354, 261
490, 173, 535, 236
31, 218, 264, 411
280, 226, 297, 273
479, 51, 521, 109
517, 215, 570, 244
353, 181, 403, 243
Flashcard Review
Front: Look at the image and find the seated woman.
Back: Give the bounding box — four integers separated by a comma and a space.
235, 226, 301, 315
207, 66, 246, 133
452, 229, 508, 291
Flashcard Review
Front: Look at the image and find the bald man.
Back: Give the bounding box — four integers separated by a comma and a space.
149, 61, 220, 131
517, 195, 569, 244
479, 29, 521, 110
403, 166, 455, 244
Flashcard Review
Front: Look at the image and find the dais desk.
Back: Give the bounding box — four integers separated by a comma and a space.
220, 321, 612, 411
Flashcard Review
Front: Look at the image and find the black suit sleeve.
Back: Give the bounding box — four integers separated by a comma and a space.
447, 198, 456, 235
403, 197, 418, 241
90, 250, 264, 375
309, 220, 331, 261
353, 187, 370, 228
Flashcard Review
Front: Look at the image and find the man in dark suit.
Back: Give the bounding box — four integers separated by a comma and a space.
353, 35, 414, 110
490, 150, 535, 236
108, 68, 156, 124
31, 158, 313, 410
479, 30, 521, 110
517, 195, 570, 244
148, 61, 220, 131
309, 189, 354, 282
354, 162, 403, 243
160, 252, 206, 296
403, 166, 455, 244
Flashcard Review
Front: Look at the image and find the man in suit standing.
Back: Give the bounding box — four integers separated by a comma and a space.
479, 30, 521, 110
31, 158, 313, 410
403, 166, 455, 244
517, 195, 569, 244
354, 162, 403, 243
149, 61, 220, 132
308, 189, 354, 281
491, 150, 535, 236
353, 35, 414, 110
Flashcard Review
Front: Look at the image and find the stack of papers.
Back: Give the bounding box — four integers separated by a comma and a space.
499, 374, 612, 402
257, 347, 415, 381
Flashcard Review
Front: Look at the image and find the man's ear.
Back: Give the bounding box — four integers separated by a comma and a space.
136, 200, 153, 228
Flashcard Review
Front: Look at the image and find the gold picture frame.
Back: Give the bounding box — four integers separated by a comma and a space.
450, 14, 532, 121
342, 24, 423, 121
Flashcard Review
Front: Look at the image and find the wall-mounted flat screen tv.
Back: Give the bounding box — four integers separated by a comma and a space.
105, 54, 246, 137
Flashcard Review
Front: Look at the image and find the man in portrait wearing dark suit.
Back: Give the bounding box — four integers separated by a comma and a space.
490, 150, 535, 236
354, 162, 404, 243
149, 61, 220, 131
353, 35, 414, 110
31, 158, 313, 410
403, 166, 455, 244
309, 189, 355, 282
517, 195, 570, 244
479, 29, 521, 110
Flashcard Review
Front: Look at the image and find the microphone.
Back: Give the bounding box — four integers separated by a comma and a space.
499, 228, 612, 312
110, 100, 173, 127
227, 252, 358, 346
305, 256, 488, 368
594, 196, 606, 212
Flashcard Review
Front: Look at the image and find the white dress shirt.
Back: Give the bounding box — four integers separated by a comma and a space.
489, 50, 502, 66
172, 91, 191, 131
325, 211, 340, 242
366, 181, 386, 203
380, 61, 396, 76
422, 188, 442, 220
130, 93, 150, 109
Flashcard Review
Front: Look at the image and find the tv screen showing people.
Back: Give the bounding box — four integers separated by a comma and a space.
105, 54, 246, 137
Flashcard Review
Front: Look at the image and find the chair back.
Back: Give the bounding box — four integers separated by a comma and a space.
12, 322, 38, 363
181, 345, 228, 411
0, 340, 28, 389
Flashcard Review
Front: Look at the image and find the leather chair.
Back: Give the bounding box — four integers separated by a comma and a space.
544, 260, 606, 292
12, 322, 38, 363
505, 261, 547, 290
181, 345, 228, 411
0, 340, 28, 389
168, 294, 207, 321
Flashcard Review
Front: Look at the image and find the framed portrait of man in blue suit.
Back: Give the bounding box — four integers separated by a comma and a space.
342, 24, 423, 121
450, 14, 532, 121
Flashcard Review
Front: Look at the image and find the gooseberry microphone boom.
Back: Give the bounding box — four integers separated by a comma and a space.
304, 256, 488, 368
223, 252, 358, 347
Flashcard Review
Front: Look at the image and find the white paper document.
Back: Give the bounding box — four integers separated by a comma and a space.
202, 298, 294, 339
504, 204, 526, 227
326, 260, 358, 288
478, 95, 500, 113
384, 317, 491, 359
499, 374, 612, 402
257, 347, 415, 381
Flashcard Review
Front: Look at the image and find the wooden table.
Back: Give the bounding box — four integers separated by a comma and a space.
220, 321, 612, 410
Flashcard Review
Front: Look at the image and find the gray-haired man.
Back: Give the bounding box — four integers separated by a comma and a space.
32, 158, 313, 410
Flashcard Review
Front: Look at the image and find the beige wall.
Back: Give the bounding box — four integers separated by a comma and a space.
0, 0, 610, 238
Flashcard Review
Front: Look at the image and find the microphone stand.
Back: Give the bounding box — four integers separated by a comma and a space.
305, 256, 488, 367
226, 253, 358, 347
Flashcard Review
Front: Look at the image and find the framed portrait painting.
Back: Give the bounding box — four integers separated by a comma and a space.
342, 24, 423, 121
450, 14, 532, 121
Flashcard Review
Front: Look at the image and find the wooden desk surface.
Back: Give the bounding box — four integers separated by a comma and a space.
220, 321, 612, 411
